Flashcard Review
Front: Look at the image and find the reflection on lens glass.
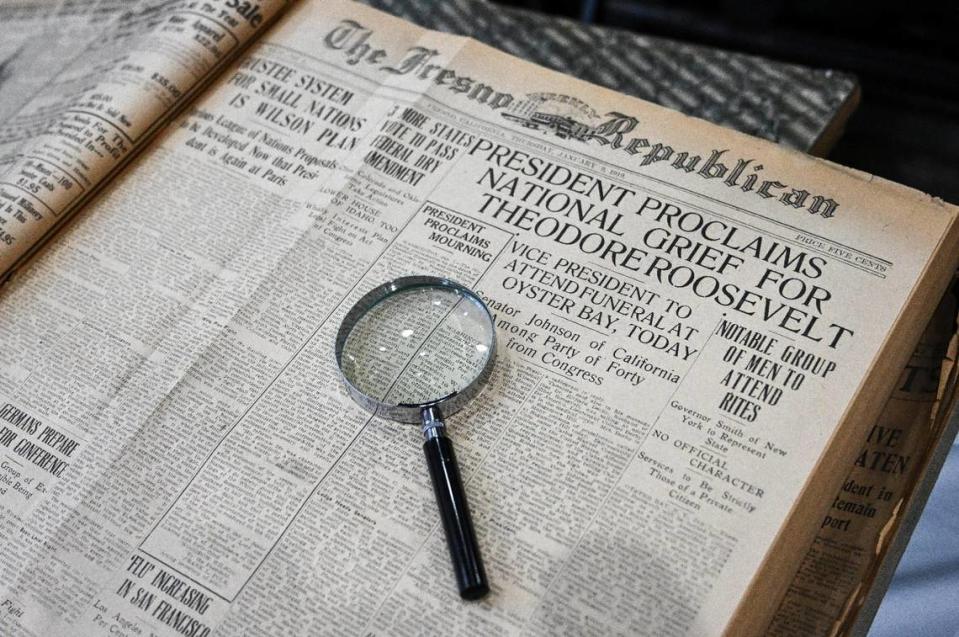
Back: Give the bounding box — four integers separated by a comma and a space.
340, 285, 494, 406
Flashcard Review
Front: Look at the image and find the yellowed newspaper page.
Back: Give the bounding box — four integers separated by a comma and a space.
769, 289, 956, 635
0, 0, 290, 281
0, 1, 956, 636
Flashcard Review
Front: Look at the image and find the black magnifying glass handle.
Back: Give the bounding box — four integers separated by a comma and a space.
422, 411, 489, 600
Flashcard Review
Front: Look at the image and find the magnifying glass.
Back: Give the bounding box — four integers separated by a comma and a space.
335, 275, 495, 600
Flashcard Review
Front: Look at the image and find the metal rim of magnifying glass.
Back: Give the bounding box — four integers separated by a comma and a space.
334, 275, 497, 424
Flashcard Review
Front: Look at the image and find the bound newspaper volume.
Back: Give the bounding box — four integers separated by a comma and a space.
0, 1, 956, 635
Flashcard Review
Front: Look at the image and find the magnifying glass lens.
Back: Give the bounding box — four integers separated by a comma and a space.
340, 285, 494, 406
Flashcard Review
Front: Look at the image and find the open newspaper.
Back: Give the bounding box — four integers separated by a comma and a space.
1, 1, 958, 635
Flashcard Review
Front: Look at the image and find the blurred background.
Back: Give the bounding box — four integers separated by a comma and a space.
493, 0, 959, 204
